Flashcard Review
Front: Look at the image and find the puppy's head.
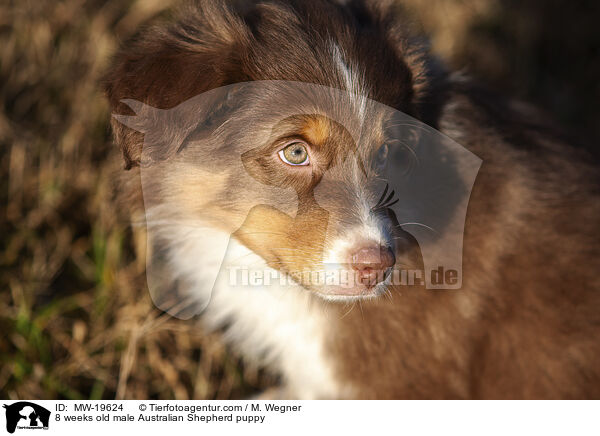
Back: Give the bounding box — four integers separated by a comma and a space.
105, 0, 431, 300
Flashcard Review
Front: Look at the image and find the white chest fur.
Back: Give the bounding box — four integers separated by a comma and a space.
168, 228, 344, 399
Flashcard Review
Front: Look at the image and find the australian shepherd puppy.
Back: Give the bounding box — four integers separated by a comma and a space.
104, 0, 600, 399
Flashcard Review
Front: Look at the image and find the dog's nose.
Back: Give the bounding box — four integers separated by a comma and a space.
349, 245, 396, 286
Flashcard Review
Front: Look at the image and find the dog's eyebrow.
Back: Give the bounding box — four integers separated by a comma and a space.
301, 117, 331, 145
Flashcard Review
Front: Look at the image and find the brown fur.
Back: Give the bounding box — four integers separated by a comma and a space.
329, 81, 600, 398
104, 0, 600, 398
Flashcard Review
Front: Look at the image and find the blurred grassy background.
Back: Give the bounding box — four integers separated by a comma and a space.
1, 0, 598, 399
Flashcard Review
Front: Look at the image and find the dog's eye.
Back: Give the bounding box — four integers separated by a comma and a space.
376, 143, 389, 167
278, 142, 310, 166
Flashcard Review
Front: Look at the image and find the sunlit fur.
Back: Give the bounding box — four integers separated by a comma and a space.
106, 0, 600, 399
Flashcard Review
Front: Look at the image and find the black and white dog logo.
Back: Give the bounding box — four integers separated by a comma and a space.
3, 402, 50, 433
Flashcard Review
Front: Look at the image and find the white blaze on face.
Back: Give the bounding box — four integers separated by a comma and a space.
323, 211, 392, 267
322, 177, 394, 271
325, 43, 393, 269
331, 42, 368, 122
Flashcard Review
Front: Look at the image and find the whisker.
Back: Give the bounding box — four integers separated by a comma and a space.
383, 188, 395, 205
375, 183, 389, 207
372, 182, 400, 213
341, 301, 357, 319
397, 222, 437, 233
385, 198, 399, 208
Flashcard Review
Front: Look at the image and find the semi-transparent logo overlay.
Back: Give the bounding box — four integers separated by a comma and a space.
113, 81, 482, 319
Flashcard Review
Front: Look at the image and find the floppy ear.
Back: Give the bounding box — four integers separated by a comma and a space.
103, 0, 251, 168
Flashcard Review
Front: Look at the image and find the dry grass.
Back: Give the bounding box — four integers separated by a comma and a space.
0, 0, 269, 400
1, 0, 597, 400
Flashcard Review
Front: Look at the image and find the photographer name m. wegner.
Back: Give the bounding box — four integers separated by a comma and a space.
114, 402, 298, 424
227, 265, 460, 288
